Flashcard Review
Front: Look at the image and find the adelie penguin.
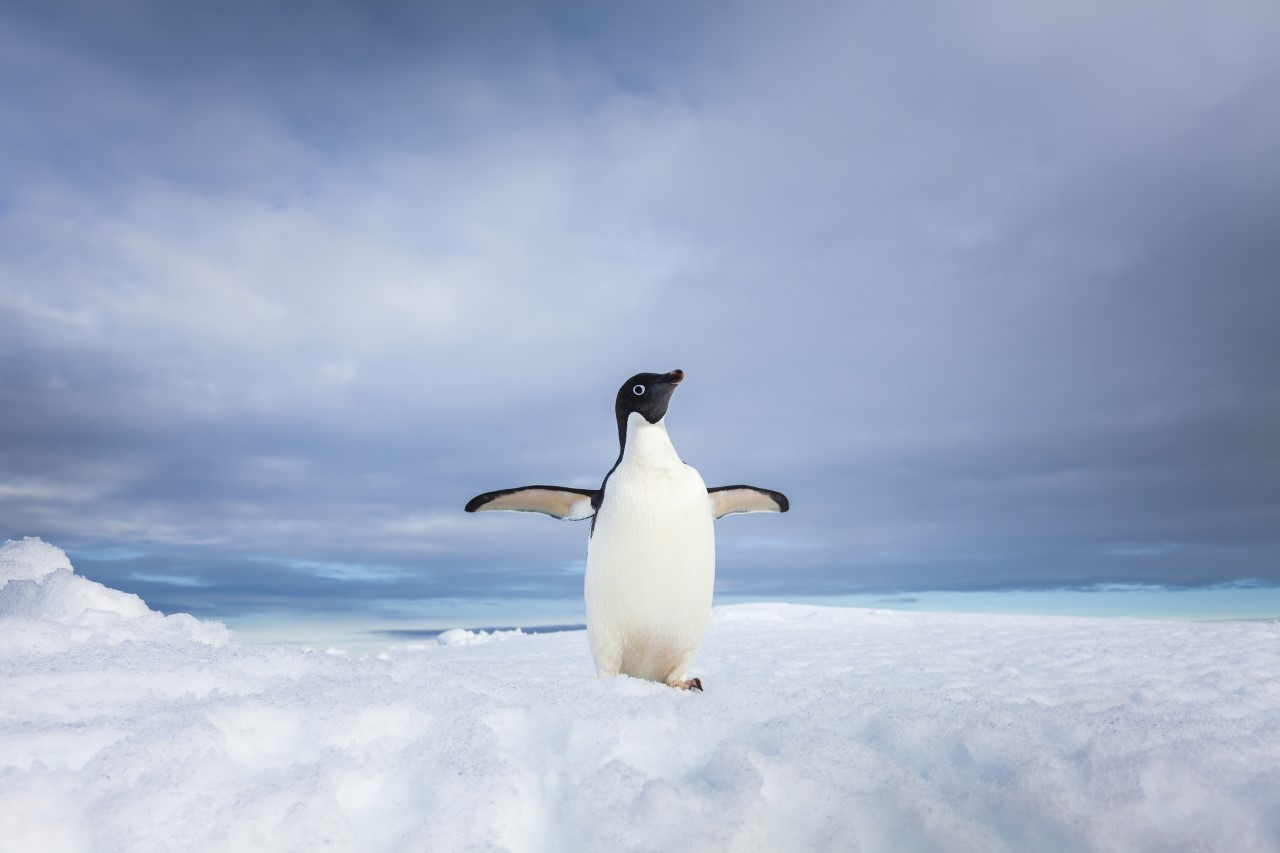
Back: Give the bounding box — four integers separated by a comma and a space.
465, 370, 788, 691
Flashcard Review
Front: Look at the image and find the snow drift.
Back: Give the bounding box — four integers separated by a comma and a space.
1, 537, 1278, 852
0, 537, 230, 651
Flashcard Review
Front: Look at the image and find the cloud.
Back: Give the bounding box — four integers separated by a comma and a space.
2, 0, 1279, 619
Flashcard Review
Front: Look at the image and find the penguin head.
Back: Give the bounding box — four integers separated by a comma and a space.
615, 369, 684, 425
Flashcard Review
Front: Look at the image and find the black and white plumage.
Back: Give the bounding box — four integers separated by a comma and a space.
466, 369, 788, 689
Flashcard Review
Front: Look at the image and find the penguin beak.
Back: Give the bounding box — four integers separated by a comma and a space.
663, 369, 684, 386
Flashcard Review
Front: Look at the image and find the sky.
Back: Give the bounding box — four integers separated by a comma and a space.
2, 0, 1279, 628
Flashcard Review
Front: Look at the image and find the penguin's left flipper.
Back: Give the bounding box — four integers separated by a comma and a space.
708, 485, 790, 518
465, 486, 598, 520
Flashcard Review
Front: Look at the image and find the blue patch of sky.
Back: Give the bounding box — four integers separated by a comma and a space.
127, 572, 210, 587
67, 546, 147, 561
248, 556, 410, 582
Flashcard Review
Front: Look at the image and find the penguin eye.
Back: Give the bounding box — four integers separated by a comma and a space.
632, 384, 645, 396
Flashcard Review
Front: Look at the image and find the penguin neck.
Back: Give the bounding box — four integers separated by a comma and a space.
616, 411, 681, 469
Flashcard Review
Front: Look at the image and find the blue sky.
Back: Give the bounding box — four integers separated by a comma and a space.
2, 0, 1279, 626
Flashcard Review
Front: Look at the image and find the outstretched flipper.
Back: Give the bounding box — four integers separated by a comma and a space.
465, 486, 598, 520
708, 485, 789, 518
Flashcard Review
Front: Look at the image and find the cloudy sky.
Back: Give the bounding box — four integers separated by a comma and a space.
2, 0, 1278, 626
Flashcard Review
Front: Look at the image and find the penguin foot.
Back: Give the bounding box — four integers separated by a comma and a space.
669, 677, 703, 691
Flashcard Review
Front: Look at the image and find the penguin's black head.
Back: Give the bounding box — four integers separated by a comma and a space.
615, 369, 684, 426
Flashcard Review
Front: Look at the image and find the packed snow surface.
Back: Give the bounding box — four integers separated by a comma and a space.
2, 538, 1278, 852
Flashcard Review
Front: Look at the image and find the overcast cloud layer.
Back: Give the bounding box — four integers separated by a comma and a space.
2, 0, 1279, 621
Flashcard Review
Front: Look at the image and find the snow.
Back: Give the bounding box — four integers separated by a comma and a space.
437, 626, 527, 646
2, 538, 1279, 852
0, 535, 74, 583
0, 537, 230, 652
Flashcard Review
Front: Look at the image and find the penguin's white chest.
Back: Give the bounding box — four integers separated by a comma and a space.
584, 416, 715, 682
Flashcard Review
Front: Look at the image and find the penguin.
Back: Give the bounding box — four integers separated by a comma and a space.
465, 369, 788, 691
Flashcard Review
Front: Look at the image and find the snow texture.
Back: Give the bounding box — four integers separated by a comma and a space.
437, 627, 527, 646
2, 538, 1279, 852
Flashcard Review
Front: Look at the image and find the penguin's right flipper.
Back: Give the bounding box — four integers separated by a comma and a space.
465, 486, 598, 520
708, 485, 790, 518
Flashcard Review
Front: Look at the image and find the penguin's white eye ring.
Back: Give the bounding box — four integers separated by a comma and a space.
632, 384, 645, 396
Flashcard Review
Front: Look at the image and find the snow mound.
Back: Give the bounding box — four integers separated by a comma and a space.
0, 535, 73, 583
0, 537, 230, 650
437, 626, 526, 646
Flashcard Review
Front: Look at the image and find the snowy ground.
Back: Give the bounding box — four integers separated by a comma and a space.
2, 538, 1279, 853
